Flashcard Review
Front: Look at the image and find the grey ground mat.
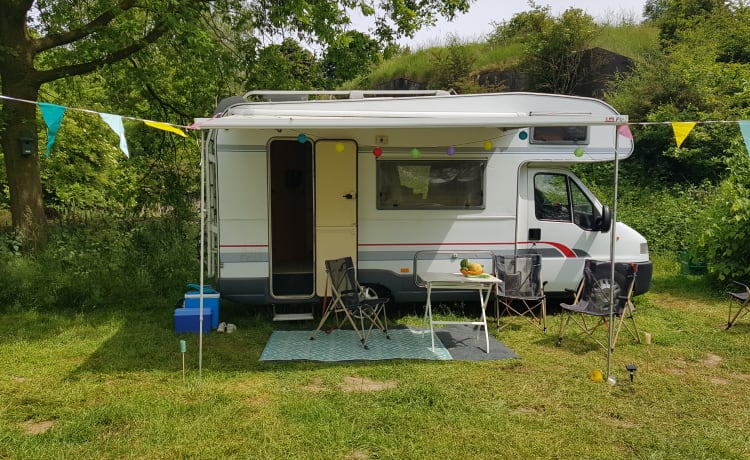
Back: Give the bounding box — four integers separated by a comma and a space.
435, 324, 521, 361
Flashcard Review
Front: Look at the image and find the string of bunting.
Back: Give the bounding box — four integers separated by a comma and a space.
636, 120, 750, 152
1, 94, 193, 158
3, 94, 750, 158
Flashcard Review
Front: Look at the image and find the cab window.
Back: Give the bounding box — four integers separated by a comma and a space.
534, 173, 597, 230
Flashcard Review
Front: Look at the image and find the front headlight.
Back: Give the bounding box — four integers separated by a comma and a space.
640, 242, 649, 255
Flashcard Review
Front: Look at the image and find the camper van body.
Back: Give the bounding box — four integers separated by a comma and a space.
196, 91, 652, 306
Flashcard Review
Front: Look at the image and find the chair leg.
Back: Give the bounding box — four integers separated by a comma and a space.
620, 302, 641, 343
559, 312, 613, 351
310, 303, 336, 340
373, 304, 390, 339
727, 300, 749, 329
357, 310, 369, 349
557, 312, 571, 346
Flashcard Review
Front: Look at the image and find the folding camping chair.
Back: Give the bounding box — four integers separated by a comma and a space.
494, 254, 547, 333
726, 280, 750, 329
557, 259, 641, 352
310, 257, 389, 349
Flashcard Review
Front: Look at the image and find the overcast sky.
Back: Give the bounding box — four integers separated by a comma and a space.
390, 0, 648, 47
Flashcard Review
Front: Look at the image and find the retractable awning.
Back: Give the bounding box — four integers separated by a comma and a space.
193, 110, 627, 130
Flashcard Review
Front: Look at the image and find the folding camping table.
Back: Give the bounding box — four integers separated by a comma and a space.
421, 272, 501, 353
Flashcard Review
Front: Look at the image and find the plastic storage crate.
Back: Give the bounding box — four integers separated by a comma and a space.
174, 308, 213, 333
184, 284, 220, 329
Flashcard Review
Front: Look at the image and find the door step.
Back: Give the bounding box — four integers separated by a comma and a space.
272, 304, 315, 321
273, 313, 315, 321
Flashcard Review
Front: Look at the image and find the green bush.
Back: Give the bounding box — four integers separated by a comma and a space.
616, 183, 714, 255
0, 218, 199, 313
577, 154, 750, 283
693, 155, 750, 281
575, 163, 714, 256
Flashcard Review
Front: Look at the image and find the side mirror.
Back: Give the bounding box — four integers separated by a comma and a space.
596, 205, 612, 233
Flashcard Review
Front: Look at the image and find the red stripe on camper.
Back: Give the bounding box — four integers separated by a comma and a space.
359, 241, 578, 258
532, 241, 577, 258
359, 242, 508, 247
219, 244, 268, 248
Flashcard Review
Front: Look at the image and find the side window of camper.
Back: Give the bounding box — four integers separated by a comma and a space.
377, 160, 485, 209
529, 126, 588, 144
534, 173, 598, 230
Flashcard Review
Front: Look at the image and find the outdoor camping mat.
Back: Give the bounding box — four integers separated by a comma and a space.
259, 326, 520, 362
259, 327, 452, 362
435, 324, 521, 361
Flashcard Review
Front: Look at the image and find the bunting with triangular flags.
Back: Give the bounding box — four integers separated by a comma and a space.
739, 121, 750, 157
38, 102, 66, 157
144, 120, 187, 138
1, 94, 192, 159
617, 124, 633, 140
100, 113, 129, 158
672, 122, 696, 148
4, 94, 750, 158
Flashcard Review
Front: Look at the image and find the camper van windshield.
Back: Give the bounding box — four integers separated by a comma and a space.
377, 160, 485, 210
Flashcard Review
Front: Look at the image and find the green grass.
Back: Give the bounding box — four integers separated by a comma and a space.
1, 254, 749, 459
592, 23, 660, 59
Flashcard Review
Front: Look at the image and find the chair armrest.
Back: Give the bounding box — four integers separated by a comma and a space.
729, 280, 750, 293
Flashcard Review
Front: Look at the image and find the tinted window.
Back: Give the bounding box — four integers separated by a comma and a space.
530, 126, 588, 144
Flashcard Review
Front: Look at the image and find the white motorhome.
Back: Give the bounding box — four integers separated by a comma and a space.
196, 90, 651, 314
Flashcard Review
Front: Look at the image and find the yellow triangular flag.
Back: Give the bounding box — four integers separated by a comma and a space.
672, 122, 696, 148
144, 120, 187, 138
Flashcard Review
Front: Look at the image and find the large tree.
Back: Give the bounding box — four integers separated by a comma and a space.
0, 0, 472, 250
0, 0, 208, 249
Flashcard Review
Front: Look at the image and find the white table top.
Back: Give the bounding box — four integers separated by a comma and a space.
420, 272, 501, 285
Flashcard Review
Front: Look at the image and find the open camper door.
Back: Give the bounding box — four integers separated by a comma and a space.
315, 140, 357, 297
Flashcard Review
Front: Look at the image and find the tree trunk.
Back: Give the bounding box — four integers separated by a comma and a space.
1, 81, 48, 250
0, 2, 48, 251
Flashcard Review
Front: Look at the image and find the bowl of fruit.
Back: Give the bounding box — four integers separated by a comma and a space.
459, 259, 490, 278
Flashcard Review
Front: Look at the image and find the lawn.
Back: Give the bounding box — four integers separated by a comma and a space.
1, 255, 748, 459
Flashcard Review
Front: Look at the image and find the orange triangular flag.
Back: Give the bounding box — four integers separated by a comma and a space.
672, 122, 695, 148
144, 120, 187, 138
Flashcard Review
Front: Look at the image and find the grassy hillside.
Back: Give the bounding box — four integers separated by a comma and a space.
354, 22, 659, 90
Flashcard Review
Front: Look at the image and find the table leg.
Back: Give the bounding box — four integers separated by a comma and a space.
426, 284, 436, 351
479, 286, 491, 353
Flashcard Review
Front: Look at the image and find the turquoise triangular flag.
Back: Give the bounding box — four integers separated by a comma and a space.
100, 113, 129, 158
739, 120, 750, 157
39, 102, 66, 157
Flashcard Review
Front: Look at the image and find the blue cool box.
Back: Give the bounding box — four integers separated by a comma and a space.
184, 290, 220, 330
174, 308, 212, 333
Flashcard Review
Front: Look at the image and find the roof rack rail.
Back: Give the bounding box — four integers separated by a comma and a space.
243, 89, 452, 102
